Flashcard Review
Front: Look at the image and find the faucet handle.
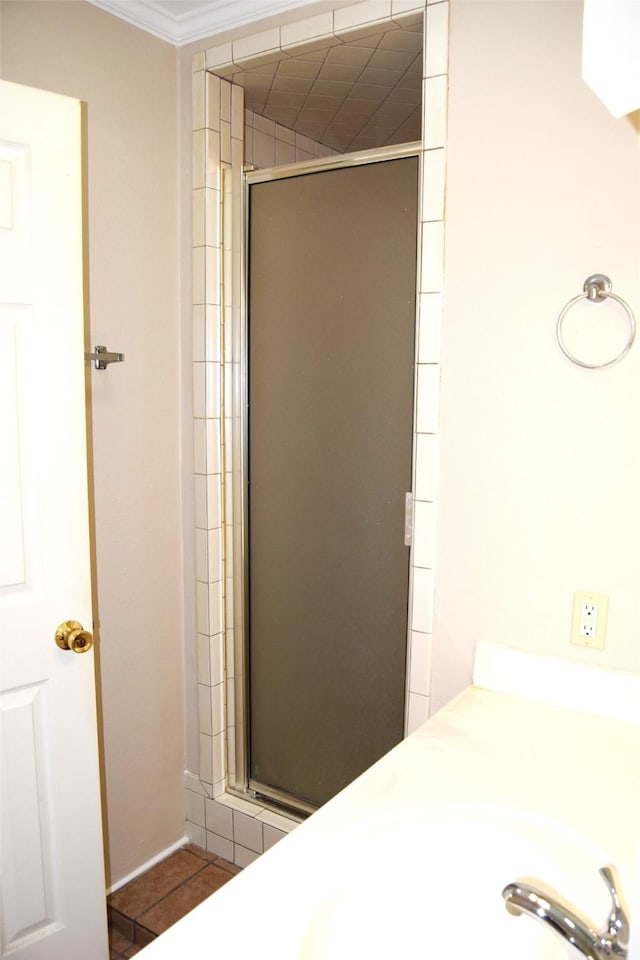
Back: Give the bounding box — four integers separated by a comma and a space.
599, 865, 630, 955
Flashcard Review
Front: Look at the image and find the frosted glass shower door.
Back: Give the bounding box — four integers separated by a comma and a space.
247, 153, 418, 811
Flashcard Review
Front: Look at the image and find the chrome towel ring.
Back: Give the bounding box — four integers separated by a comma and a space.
556, 274, 636, 369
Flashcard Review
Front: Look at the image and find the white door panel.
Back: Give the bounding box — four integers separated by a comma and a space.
0, 80, 108, 960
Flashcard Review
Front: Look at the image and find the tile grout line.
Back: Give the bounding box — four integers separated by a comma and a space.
107, 846, 241, 952
135, 856, 238, 924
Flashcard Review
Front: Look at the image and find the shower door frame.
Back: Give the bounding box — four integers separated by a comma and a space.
230, 142, 423, 812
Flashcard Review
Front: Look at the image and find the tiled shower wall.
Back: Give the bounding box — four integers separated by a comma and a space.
245, 110, 337, 168
187, 0, 449, 866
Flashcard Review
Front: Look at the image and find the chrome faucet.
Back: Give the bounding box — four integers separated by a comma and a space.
502, 865, 630, 960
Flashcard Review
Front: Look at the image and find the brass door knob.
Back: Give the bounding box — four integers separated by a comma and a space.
55, 620, 93, 654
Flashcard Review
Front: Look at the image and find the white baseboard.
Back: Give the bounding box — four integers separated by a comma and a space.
106, 834, 189, 896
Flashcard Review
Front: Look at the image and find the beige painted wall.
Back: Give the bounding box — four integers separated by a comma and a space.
434, 0, 640, 711
1, 1, 186, 886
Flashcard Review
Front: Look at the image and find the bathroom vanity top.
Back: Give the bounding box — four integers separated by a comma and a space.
141, 648, 640, 959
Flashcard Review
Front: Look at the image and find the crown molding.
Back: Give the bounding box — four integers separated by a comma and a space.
86, 0, 322, 46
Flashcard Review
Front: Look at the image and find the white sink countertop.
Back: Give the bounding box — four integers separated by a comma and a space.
141, 648, 640, 959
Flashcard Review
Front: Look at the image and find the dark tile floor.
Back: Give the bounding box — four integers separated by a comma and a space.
107, 843, 241, 957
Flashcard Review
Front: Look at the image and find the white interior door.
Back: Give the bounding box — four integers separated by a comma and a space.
0, 80, 108, 960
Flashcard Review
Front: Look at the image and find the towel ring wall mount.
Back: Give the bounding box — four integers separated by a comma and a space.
556, 274, 636, 369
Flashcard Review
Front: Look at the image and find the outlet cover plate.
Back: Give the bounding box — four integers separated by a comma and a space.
571, 590, 609, 649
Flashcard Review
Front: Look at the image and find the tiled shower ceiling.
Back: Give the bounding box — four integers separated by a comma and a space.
228, 20, 423, 154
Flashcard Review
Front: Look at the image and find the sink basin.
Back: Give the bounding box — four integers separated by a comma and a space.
300, 804, 612, 959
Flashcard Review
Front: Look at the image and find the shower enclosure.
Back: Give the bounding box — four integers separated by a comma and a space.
233, 146, 420, 814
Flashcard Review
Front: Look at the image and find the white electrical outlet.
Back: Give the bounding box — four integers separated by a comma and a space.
571, 591, 608, 649
580, 603, 598, 638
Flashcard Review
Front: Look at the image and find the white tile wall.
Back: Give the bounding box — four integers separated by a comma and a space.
423, 73, 448, 148
188, 0, 449, 866
409, 629, 432, 696
417, 292, 443, 362
411, 566, 435, 633
233, 846, 260, 868
185, 789, 205, 828
191, 65, 242, 808
416, 363, 441, 433
263, 825, 287, 851
392, 0, 423, 15
207, 831, 234, 860
233, 811, 263, 852
407, 691, 430, 732
244, 109, 337, 169
334, 1, 392, 35
421, 148, 446, 221
280, 12, 335, 49
206, 42, 233, 70
186, 781, 298, 867
205, 796, 233, 838
424, 0, 449, 76
420, 220, 445, 292
412, 500, 437, 568
233, 28, 281, 63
